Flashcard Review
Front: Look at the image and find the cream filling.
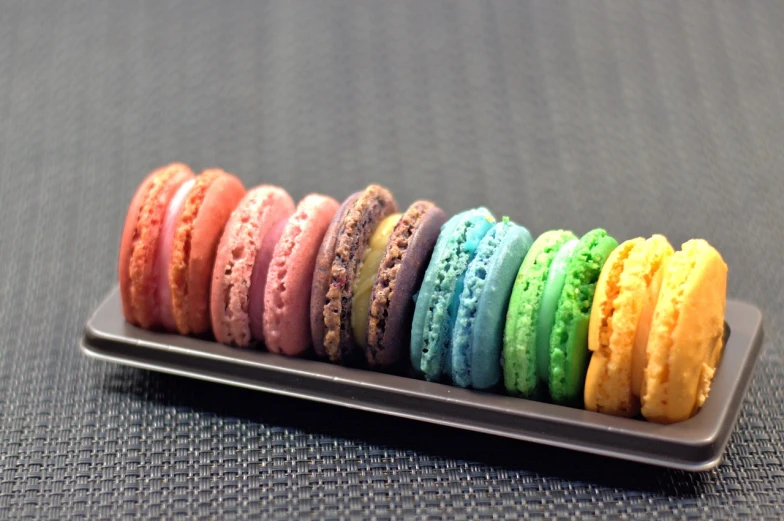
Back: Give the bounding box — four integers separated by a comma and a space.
351, 213, 402, 347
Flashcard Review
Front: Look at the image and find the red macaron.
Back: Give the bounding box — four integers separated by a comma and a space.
118, 164, 245, 333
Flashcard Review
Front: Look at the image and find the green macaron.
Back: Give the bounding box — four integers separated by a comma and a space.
503, 228, 618, 406
503, 230, 577, 398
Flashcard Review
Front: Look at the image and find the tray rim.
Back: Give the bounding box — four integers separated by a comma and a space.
81, 286, 764, 472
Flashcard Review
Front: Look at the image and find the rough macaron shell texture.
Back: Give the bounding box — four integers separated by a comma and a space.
365, 201, 447, 368
118, 163, 195, 329
584, 235, 673, 417
170, 170, 245, 335
321, 185, 398, 364
264, 194, 340, 356
451, 220, 533, 390
410, 207, 495, 382
583, 238, 642, 416
310, 193, 361, 358
502, 230, 577, 397
210, 186, 295, 347
536, 239, 580, 382
548, 229, 618, 405
640, 239, 727, 424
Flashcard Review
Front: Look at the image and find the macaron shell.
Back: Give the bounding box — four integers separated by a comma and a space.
470, 225, 533, 390
501, 230, 577, 397
631, 259, 665, 401
410, 207, 495, 381
210, 185, 295, 347
409, 212, 461, 374
584, 235, 673, 417
584, 238, 642, 415
118, 163, 195, 328
365, 202, 447, 368
321, 185, 397, 364
310, 193, 361, 358
548, 229, 618, 406
263, 194, 340, 356
171, 170, 246, 335
641, 240, 727, 424
451, 221, 533, 389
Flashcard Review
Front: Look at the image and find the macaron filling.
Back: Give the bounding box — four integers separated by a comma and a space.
535, 239, 578, 382
249, 217, 288, 342
351, 213, 402, 346
154, 178, 195, 331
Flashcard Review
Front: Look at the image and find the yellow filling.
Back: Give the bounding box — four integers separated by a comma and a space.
351, 213, 402, 347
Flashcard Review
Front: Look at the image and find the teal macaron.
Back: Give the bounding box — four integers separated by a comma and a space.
410, 207, 496, 381
450, 218, 533, 390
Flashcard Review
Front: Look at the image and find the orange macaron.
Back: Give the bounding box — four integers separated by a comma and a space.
585, 236, 728, 424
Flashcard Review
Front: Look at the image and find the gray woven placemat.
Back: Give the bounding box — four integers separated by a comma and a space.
0, 1, 782, 518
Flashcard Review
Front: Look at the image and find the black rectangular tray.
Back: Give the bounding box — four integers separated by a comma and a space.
81, 286, 764, 471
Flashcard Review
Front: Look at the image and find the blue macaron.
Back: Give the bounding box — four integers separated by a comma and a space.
410, 207, 496, 381
450, 218, 533, 389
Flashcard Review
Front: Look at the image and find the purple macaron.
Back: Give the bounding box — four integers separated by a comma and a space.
364, 201, 447, 369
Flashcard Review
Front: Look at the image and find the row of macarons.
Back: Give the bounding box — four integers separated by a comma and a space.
119, 164, 727, 424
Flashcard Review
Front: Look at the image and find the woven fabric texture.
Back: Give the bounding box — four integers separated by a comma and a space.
0, 0, 782, 518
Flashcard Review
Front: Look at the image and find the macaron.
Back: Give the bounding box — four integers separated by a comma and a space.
450, 217, 533, 390
158, 169, 246, 335
504, 228, 618, 405
639, 239, 727, 424
410, 207, 496, 382
547, 229, 618, 405
119, 163, 195, 329
584, 235, 674, 417
262, 194, 340, 356
360, 201, 447, 369
310, 185, 398, 364
502, 230, 578, 398
210, 185, 295, 347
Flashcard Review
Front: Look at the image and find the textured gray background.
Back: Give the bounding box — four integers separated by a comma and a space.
0, 0, 782, 519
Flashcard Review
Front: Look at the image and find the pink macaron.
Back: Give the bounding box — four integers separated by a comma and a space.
261, 194, 340, 356
210, 185, 295, 347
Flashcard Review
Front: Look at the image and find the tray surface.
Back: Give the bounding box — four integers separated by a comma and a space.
82, 287, 764, 472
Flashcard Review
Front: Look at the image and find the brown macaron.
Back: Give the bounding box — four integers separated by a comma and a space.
310, 185, 397, 364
